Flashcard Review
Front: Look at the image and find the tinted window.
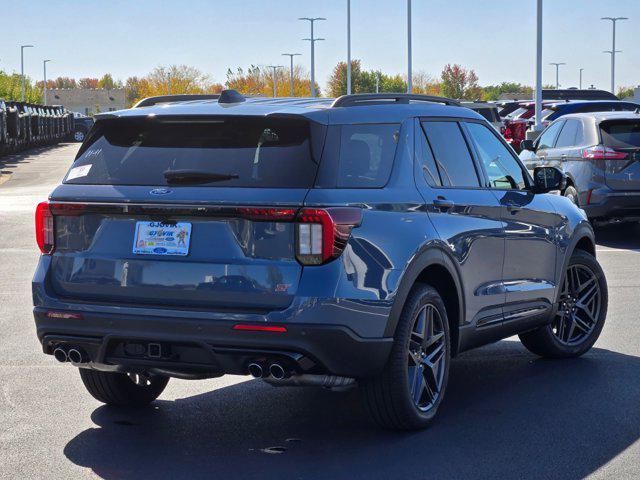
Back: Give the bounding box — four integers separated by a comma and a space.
337, 124, 399, 188
473, 107, 499, 123
422, 121, 480, 187
466, 122, 526, 190
555, 119, 581, 148
416, 125, 441, 187
67, 116, 325, 188
537, 121, 564, 149
600, 121, 640, 148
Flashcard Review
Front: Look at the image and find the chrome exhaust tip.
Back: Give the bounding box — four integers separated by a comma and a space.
67, 348, 86, 364
269, 363, 288, 380
53, 347, 68, 363
247, 363, 264, 378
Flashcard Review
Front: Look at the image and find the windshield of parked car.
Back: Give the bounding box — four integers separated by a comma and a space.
67, 116, 325, 188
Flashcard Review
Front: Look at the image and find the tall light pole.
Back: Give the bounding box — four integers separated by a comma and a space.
282, 53, 301, 96
20, 45, 34, 101
267, 65, 284, 98
579, 68, 584, 89
43, 59, 51, 105
550, 62, 566, 89
407, 0, 412, 93
534, 0, 543, 132
300, 17, 326, 98
601, 17, 628, 94
347, 0, 351, 95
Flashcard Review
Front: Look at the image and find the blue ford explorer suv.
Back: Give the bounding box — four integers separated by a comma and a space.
33, 91, 608, 430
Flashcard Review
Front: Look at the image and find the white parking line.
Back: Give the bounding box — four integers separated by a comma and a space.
596, 247, 640, 253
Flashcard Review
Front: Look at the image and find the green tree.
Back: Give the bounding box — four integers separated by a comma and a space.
327, 60, 406, 96
0, 71, 42, 102
617, 86, 636, 100
482, 82, 533, 101
98, 73, 117, 90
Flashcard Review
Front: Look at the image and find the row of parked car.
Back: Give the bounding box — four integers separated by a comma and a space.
473, 89, 640, 225
0, 100, 77, 155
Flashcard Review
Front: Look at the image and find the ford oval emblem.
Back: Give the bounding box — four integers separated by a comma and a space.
150, 188, 172, 195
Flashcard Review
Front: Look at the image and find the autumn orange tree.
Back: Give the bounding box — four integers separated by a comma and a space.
226, 64, 317, 97
440, 64, 481, 100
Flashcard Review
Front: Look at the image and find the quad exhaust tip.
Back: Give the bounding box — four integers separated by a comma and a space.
269, 363, 289, 380
67, 348, 86, 364
53, 347, 68, 363
247, 363, 264, 378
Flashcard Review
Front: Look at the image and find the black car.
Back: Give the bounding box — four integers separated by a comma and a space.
520, 111, 640, 223
71, 114, 94, 142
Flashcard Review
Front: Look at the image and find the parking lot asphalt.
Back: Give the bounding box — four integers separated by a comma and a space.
1, 144, 639, 480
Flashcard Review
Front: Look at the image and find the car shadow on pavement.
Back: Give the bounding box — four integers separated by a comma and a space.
595, 222, 640, 250
0, 143, 72, 172
63, 341, 640, 480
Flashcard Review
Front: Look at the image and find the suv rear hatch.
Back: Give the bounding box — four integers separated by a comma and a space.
44, 115, 326, 311
599, 119, 640, 191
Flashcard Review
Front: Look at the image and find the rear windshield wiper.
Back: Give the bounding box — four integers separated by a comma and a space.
163, 169, 239, 185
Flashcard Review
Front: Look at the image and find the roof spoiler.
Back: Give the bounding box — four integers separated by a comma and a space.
133, 94, 221, 108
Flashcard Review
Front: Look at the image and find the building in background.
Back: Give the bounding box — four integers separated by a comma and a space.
49, 88, 126, 116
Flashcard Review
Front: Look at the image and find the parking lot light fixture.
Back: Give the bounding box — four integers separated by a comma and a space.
550, 62, 566, 90
266, 65, 285, 98
20, 45, 34, 102
601, 17, 628, 94
347, 0, 351, 95
300, 17, 326, 98
407, 0, 412, 93
534, 0, 543, 132
43, 60, 51, 105
282, 53, 302, 96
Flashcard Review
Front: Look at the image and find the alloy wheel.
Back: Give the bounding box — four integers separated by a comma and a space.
553, 264, 602, 345
407, 303, 447, 411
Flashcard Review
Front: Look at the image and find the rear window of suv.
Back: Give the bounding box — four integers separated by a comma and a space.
66, 116, 326, 188
600, 121, 640, 148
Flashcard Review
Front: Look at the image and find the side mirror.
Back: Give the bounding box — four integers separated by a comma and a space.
520, 139, 535, 152
533, 166, 567, 193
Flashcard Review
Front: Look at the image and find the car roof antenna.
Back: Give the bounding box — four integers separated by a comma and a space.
218, 89, 246, 104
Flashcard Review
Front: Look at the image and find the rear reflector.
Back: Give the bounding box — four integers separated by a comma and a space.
232, 324, 287, 333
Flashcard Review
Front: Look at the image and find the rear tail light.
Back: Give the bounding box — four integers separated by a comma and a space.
35, 202, 54, 254
295, 207, 362, 265
35, 201, 87, 254
582, 145, 628, 160
232, 324, 287, 333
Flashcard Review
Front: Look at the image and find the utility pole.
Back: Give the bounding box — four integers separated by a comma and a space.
601, 17, 628, 94
579, 68, 584, 89
300, 17, 326, 98
346, 0, 351, 95
534, 0, 543, 132
43, 59, 51, 105
267, 65, 284, 98
407, 0, 412, 93
20, 45, 34, 102
549, 62, 566, 89
282, 53, 301, 96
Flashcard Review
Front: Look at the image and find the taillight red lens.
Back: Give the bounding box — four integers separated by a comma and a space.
582, 145, 628, 160
236, 207, 296, 222
232, 324, 287, 333
295, 207, 362, 265
35, 201, 54, 254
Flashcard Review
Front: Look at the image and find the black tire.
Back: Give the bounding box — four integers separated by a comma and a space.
79, 369, 169, 407
519, 250, 607, 358
362, 284, 450, 430
564, 185, 579, 206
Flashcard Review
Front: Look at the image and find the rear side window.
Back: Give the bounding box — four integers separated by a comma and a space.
337, 124, 399, 188
600, 121, 640, 148
422, 121, 480, 187
66, 116, 325, 188
555, 119, 581, 148
474, 108, 500, 123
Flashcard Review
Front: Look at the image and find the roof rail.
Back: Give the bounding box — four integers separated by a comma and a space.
331, 93, 460, 108
133, 94, 221, 108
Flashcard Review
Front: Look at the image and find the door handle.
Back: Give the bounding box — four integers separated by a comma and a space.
433, 197, 455, 211
561, 154, 567, 160
506, 204, 521, 214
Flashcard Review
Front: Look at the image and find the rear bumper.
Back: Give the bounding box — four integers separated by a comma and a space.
582, 190, 640, 220
34, 307, 393, 378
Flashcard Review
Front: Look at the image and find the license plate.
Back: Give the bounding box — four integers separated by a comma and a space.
133, 221, 192, 256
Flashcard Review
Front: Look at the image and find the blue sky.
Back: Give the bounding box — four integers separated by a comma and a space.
2, 0, 639, 93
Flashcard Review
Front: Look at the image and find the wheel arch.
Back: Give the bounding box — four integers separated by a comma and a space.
385, 246, 464, 356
